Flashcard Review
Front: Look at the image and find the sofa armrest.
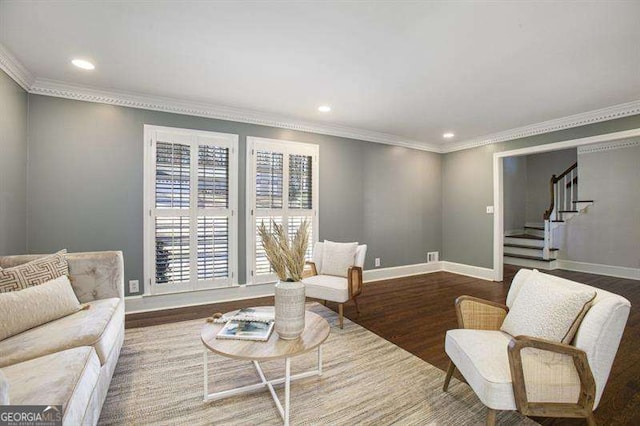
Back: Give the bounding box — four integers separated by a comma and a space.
507, 335, 596, 417
455, 295, 508, 330
67, 251, 125, 302
0, 251, 124, 303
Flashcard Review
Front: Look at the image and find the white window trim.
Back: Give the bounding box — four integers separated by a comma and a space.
245, 136, 320, 285
143, 124, 239, 296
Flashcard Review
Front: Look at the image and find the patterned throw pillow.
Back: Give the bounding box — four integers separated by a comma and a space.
0, 250, 68, 293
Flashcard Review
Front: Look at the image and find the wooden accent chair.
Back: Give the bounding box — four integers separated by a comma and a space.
442, 269, 630, 426
302, 242, 367, 328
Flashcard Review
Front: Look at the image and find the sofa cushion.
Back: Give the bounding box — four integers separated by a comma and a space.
501, 270, 596, 343
3, 346, 100, 425
321, 241, 358, 277
0, 297, 124, 368
0, 370, 8, 404
0, 275, 81, 341
445, 329, 581, 410
302, 274, 349, 303
0, 249, 68, 293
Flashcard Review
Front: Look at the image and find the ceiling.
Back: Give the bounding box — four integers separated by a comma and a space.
1, 1, 640, 151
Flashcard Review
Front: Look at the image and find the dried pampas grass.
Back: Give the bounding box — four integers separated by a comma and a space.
258, 219, 310, 282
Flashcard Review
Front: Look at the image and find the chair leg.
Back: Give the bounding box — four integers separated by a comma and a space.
323, 300, 327, 306
585, 411, 597, 426
338, 303, 344, 329
486, 408, 497, 426
353, 296, 360, 315
443, 361, 456, 391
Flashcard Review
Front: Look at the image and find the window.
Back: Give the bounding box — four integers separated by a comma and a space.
144, 125, 238, 295
246, 137, 319, 284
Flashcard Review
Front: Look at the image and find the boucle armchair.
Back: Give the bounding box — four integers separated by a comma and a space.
442, 269, 630, 425
302, 242, 367, 328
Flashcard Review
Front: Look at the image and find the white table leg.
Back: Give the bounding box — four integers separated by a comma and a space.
318, 345, 323, 376
203, 349, 209, 401
284, 357, 291, 426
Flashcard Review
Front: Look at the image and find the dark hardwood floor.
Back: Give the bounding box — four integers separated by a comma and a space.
126, 266, 640, 425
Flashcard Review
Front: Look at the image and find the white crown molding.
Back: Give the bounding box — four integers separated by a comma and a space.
3, 41, 640, 154
29, 78, 442, 152
577, 138, 639, 155
0, 43, 34, 91
441, 99, 640, 153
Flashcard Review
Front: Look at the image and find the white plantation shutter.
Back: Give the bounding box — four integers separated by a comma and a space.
144, 126, 238, 295
247, 137, 319, 284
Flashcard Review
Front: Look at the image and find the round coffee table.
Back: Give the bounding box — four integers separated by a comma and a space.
201, 307, 330, 425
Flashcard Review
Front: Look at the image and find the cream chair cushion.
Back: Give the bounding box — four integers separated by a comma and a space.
501, 270, 596, 343
445, 329, 581, 410
302, 274, 349, 303
0, 298, 124, 368
0, 275, 81, 341
3, 346, 100, 425
321, 241, 358, 277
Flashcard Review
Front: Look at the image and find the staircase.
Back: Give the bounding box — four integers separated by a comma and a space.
504, 161, 593, 270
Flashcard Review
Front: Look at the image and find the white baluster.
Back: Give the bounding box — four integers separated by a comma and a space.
564, 175, 568, 211
570, 170, 574, 208
553, 182, 560, 220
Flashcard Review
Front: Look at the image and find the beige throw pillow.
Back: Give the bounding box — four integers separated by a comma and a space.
0, 275, 81, 341
501, 270, 596, 343
0, 250, 68, 293
321, 241, 358, 278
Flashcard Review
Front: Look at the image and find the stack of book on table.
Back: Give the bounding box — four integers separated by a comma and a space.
216, 308, 275, 342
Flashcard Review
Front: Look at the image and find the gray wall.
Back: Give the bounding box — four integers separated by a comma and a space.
442, 114, 640, 269
502, 156, 527, 232
555, 142, 640, 268
26, 94, 442, 294
525, 148, 577, 223
0, 69, 28, 255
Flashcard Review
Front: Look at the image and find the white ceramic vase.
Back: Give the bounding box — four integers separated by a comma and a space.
274, 280, 306, 340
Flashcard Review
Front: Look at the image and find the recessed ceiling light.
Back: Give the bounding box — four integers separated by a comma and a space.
318, 105, 331, 113
72, 59, 95, 70
443, 132, 455, 139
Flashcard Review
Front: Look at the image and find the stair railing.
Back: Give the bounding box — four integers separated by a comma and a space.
542, 162, 577, 259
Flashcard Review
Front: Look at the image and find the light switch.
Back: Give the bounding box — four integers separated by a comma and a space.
486, 206, 494, 214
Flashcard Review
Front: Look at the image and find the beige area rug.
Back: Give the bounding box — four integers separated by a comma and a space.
99, 303, 536, 425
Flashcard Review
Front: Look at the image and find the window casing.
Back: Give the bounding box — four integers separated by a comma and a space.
144, 125, 238, 295
246, 137, 319, 284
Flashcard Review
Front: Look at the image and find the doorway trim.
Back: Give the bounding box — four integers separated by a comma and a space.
492, 128, 640, 282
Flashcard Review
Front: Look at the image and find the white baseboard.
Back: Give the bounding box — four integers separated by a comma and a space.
125, 283, 276, 314
363, 262, 442, 283
557, 260, 640, 281
441, 261, 495, 281
125, 260, 497, 314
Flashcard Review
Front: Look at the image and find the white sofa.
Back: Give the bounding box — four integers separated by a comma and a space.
0, 251, 125, 425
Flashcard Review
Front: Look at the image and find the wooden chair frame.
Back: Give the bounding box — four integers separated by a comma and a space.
508, 335, 596, 425
443, 295, 597, 426
304, 260, 363, 329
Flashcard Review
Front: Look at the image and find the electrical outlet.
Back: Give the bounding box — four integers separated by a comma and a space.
129, 280, 140, 293
375, 258, 381, 268
427, 252, 439, 263
486, 206, 494, 214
